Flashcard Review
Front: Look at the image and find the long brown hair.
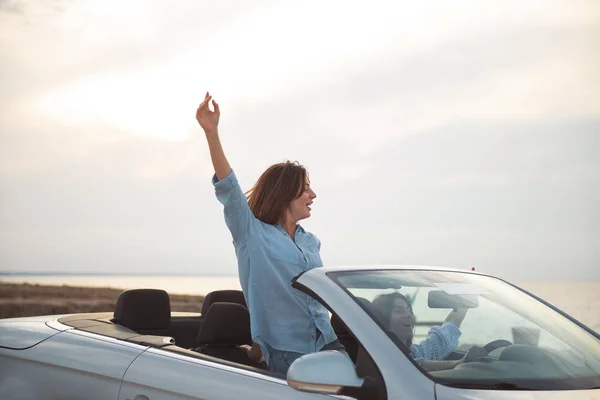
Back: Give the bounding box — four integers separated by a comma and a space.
372, 292, 415, 348
246, 161, 308, 225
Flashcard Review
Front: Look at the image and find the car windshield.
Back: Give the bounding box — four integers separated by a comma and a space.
328, 269, 600, 390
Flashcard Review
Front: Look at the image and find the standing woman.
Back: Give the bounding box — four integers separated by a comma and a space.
195, 92, 343, 374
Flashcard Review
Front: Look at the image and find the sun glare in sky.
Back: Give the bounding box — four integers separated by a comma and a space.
25, 0, 595, 141
32, 65, 194, 140
28, 1, 498, 141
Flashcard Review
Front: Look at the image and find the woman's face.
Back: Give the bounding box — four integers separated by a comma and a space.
287, 179, 317, 222
389, 297, 415, 342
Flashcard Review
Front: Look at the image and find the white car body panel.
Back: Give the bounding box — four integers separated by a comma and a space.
118, 348, 340, 400
0, 327, 144, 400
0, 321, 61, 349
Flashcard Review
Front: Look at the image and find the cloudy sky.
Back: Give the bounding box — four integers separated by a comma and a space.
0, 0, 598, 281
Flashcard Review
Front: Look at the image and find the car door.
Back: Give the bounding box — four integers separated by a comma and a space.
117, 347, 337, 400
292, 268, 437, 400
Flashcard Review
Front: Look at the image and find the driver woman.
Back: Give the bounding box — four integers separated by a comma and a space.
371, 292, 487, 371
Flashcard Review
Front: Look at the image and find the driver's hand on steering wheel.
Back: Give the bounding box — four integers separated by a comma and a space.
459, 346, 488, 364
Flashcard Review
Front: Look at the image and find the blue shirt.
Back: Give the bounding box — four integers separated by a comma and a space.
411, 322, 461, 363
212, 170, 337, 363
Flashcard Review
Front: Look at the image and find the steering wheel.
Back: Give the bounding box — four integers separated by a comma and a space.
483, 339, 512, 353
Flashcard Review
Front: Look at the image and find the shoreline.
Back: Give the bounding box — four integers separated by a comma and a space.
0, 282, 205, 319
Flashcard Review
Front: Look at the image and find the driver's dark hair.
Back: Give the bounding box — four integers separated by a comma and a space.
372, 292, 415, 348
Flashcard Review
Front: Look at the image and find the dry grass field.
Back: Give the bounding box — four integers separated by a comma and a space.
0, 282, 204, 319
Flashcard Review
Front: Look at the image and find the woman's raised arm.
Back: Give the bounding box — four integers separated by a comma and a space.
196, 92, 231, 180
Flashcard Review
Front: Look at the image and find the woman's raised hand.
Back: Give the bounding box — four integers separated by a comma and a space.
196, 92, 220, 136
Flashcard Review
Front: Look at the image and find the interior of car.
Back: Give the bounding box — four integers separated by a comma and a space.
111, 288, 369, 366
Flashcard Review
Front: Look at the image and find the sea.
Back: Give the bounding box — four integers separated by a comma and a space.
0, 274, 242, 297
1, 274, 598, 332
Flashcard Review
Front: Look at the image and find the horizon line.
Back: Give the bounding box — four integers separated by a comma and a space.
0, 271, 238, 277
0, 271, 597, 283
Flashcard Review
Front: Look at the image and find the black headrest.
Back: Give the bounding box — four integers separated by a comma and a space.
201, 290, 246, 315
196, 302, 251, 346
113, 289, 171, 330
356, 296, 371, 309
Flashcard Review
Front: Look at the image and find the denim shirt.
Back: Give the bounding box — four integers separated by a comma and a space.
212, 170, 337, 363
411, 322, 461, 363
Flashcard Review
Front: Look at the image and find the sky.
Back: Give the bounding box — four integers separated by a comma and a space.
0, 0, 598, 281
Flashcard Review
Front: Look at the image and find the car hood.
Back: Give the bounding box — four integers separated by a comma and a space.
0, 318, 62, 350
436, 384, 600, 399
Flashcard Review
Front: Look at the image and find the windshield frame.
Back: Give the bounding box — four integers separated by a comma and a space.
326, 268, 600, 391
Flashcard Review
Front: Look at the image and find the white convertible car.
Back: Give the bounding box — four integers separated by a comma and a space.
1, 266, 599, 400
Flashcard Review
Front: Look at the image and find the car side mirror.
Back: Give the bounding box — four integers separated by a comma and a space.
287, 350, 364, 395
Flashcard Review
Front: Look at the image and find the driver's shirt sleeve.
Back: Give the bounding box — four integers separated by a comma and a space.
410, 322, 461, 363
